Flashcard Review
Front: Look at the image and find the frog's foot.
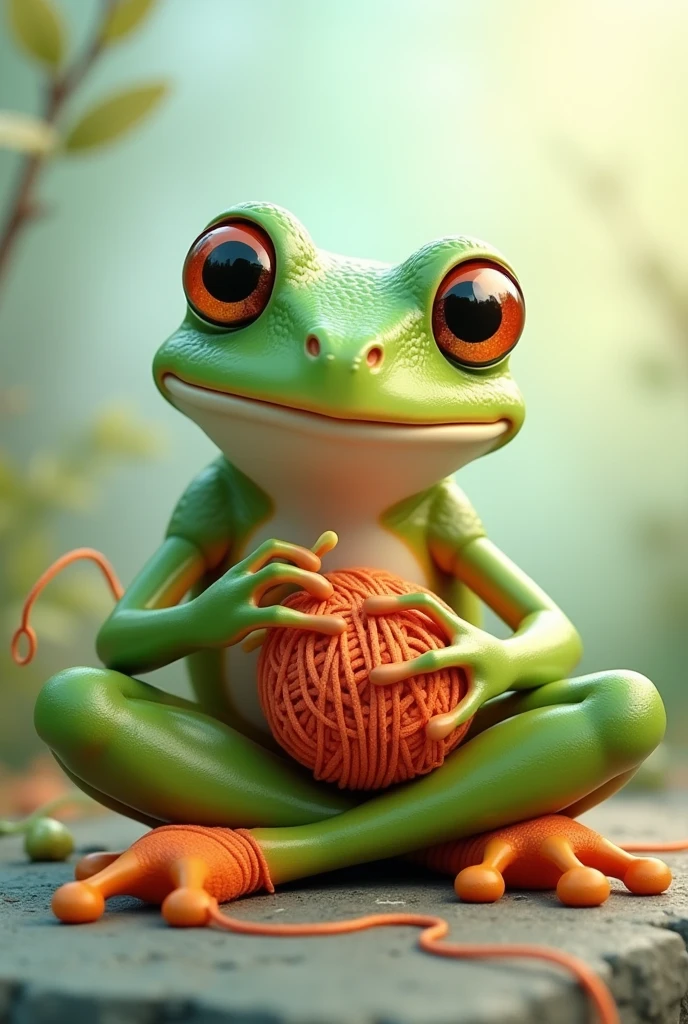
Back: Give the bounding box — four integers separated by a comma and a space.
52, 825, 273, 926
420, 815, 672, 908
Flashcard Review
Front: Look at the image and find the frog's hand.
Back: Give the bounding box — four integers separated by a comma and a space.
364, 591, 492, 739
368, 524, 586, 740
240, 528, 339, 655
197, 536, 345, 650
419, 815, 672, 907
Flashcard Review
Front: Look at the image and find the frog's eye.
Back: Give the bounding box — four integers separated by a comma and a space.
432, 260, 525, 368
183, 219, 276, 327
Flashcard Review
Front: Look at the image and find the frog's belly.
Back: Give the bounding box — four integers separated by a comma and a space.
223, 516, 427, 736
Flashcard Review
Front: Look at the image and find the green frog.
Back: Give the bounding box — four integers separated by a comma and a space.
34, 202, 665, 889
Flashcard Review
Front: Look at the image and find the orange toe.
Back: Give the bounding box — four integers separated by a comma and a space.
623, 857, 672, 895
74, 851, 122, 881
556, 866, 610, 907
455, 864, 506, 903
162, 886, 214, 927
52, 881, 105, 923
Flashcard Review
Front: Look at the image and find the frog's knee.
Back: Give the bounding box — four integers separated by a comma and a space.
595, 670, 666, 768
35, 666, 118, 756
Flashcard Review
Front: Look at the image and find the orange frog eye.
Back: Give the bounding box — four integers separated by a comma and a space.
183, 219, 276, 327
432, 260, 525, 368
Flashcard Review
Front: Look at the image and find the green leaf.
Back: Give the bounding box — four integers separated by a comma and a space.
27, 454, 96, 512
0, 451, 19, 495
5, 528, 51, 594
0, 110, 58, 154
6, 0, 66, 70
101, 0, 157, 43
635, 353, 677, 391
90, 403, 163, 458
63, 82, 169, 152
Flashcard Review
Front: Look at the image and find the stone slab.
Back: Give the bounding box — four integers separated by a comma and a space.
1, 796, 688, 1023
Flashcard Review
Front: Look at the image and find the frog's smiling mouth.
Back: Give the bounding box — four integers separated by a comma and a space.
162, 374, 510, 438
163, 373, 509, 514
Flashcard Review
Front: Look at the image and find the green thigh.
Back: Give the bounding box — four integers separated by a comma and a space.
251, 670, 665, 883
34, 667, 354, 828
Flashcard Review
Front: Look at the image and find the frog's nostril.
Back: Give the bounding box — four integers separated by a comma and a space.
305, 335, 321, 358
366, 345, 384, 370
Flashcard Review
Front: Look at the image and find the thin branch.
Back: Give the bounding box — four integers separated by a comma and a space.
0, 0, 117, 293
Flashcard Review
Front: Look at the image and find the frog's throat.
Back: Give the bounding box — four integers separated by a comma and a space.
164, 375, 508, 519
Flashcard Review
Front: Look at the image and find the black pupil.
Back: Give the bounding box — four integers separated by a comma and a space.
443, 278, 503, 343
202, 240, 265, 303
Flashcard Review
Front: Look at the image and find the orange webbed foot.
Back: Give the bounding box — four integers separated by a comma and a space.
421, 815, 672, 907
51, 825, 273, 926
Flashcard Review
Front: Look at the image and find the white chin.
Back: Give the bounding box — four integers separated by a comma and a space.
164, 375, 509, 513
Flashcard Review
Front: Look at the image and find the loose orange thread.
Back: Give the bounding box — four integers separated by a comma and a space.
258, 568, 472, 789
619, 838, 688, 852
207, 828, 688, 1024
11, 548, 124, 666
209, 900, 620, 1024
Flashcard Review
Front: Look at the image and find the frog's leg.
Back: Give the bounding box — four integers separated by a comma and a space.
461, 684, 642, 816
50, 665, 666, 928
50, 665, 665, 925
249, 667, 664, 886
35, 666, 354, 830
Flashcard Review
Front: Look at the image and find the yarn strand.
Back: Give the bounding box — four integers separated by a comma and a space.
208, 902, 619, 1024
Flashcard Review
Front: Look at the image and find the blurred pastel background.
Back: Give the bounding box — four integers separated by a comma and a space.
1, 0, 686, 795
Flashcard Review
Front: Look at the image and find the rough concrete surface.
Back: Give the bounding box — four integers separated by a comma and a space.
1, 796, 688, 1024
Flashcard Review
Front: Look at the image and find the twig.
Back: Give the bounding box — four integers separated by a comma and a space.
0, 0, 117, 293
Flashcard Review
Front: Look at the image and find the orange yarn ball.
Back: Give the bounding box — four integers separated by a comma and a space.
257, 568, 472, 791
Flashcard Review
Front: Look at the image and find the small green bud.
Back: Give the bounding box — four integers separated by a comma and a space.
24, 817, 75, 862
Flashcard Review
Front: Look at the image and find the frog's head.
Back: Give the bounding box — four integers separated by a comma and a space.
154, 203, 526, 508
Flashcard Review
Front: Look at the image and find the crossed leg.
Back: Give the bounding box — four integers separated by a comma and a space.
35, 667, 355, 829
249, 670, 666, 884
37, 663, 667, 915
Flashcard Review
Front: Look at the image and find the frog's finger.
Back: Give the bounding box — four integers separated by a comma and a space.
241, 539, 322, 575
426, 684, 487, 740
311, 531, 338, 559
364, 592, 459, 641
369, 646, 458, 686
251, 605, 346, 636
251, 564, 334, 603
241, 628, 267, 653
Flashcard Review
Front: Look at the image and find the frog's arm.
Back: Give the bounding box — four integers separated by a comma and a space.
448, 538, 583, 687
370, 483, 583, 736
427, 479, 582, 688
95, 536, 209, 674
96, 459, 235, 674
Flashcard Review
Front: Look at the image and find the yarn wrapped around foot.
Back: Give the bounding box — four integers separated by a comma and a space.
257, 568, 472, 790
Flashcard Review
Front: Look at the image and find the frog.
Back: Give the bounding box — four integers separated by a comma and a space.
34, 202, 666, 901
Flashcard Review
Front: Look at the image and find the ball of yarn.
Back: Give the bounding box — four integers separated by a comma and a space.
257, 568, 472, 791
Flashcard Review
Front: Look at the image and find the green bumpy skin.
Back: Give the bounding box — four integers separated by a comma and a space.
35, 202, 666, 886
